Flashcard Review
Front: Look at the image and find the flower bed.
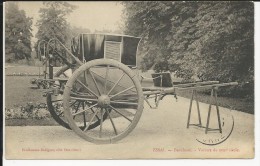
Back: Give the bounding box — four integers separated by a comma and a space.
5, 103, 51, 120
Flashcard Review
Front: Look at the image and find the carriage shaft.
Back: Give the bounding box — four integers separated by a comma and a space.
142, 82, 238, 96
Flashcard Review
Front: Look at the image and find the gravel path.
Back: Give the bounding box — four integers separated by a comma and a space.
4, 96, 254, 159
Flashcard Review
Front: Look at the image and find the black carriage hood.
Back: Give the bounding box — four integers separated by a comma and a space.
71, 33, 141, 67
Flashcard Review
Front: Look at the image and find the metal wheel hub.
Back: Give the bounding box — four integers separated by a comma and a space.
97, 95, 110, 108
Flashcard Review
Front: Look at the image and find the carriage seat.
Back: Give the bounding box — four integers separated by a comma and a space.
151, 72, 174, 87
141, 71, 180, 91
141, 71, 219, 92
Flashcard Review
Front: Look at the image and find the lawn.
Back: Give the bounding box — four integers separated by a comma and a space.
5, 76, 46, 108
176, 89, 254, 114
5, 66, 61, 109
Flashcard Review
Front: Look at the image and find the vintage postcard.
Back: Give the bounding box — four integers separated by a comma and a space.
3, 1, 255, 160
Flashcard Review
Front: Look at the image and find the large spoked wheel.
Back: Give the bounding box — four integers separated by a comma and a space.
47, 65, 110, 130
63, 59, 144, 144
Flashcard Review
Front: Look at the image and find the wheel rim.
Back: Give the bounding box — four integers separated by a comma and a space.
47, 65, 71, 129
63, 59, 144, 144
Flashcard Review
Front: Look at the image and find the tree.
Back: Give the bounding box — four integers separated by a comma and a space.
122, 1, 254, 98
36, 2, 76, 43
35, 2, 77, 66
167, 2, 254, 97
5, 2, 33, 62
122, 1, 181, 71
168, 2, 253, 81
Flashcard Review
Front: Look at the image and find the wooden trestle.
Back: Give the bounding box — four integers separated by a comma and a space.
142, 81, 238, 134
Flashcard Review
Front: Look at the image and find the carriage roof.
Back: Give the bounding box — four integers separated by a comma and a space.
72, 33, 141, 67
76, 33, 141, 39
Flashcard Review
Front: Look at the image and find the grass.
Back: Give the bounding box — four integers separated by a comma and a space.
5, 65, 60, 75
5, 76, 46, 108
176, 89, 254, 114
5, 66, 62, 108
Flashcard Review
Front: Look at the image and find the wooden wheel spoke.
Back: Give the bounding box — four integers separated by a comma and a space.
71, 90, 92, 95
105, 108, 118, 135
111, 94, 138, 101
110, 101, 138, 106
110, 86, 135, 99
62, 73, 67, 77
57, 111, 64, 117
109, 105, 133, 122
99, 109, 104, 138
82, 101, 85, 109
70, 97, 98, 102
73, 101, 81, 119
111, 98, 138, 102
89, 69, 102, 96
70, 92, 97, 99
69, 100, 78, 107
74, 101, 81, 113
104, 65, 109, 94
83, 112, 87, 128
72, 103, 98, 116
86, 102, 101, 121
107, 73, 125, 95
76, 79, 99, 98
83, 108, 99, 132
91, 108, 100, 121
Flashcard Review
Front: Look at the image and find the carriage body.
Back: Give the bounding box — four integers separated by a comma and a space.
71, 33, 141, 67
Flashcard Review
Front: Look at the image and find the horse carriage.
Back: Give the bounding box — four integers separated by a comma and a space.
33, 33, 238, 144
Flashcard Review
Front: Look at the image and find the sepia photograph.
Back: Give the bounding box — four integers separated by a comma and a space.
3, 1, 256, 160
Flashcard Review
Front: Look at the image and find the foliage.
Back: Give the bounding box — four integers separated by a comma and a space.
122, 1, 254, 98
36, 1, 76, 43
5, 103, 51, 119
5, 2, 33, 62
35, 1, 77, 66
